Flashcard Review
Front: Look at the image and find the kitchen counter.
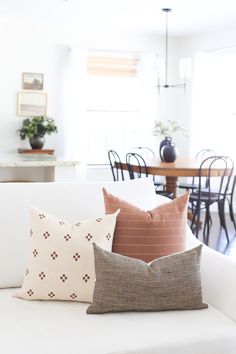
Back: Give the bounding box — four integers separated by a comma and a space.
0, 154, 80, 167
0, 154, 80, 182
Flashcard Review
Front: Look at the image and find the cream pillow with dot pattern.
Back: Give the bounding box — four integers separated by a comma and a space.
14, 206, 119, 302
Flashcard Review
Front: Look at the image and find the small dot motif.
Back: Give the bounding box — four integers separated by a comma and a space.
15, 206, 118, 302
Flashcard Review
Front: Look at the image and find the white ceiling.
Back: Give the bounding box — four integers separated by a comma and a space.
0, 0, 236, 36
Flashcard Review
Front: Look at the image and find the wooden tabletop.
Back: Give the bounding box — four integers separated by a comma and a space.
142, 158, 232, 177
119, 158, 232, 178
118, 158, 233, 197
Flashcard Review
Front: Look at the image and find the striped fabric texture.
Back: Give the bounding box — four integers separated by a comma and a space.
103, 189, 189, 262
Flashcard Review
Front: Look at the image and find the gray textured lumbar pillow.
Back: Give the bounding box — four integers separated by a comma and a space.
87, 243, 208, 314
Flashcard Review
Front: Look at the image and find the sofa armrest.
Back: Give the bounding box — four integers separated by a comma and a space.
201, 244, 236, 323
186, 228, 236, 322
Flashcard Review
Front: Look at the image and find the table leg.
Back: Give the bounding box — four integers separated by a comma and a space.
165, 176, 202, 228
165, 176, 178, 198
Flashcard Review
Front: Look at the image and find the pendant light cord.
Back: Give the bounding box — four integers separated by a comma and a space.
162, 8, 172, 88
158, 8, 188, 92
165, 9, 168, 87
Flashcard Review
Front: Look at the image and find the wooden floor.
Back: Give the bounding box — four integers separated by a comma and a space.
189, 211, 236, 257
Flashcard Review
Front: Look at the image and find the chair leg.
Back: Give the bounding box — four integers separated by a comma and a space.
218, 201, 224, 228
209, 213, 213, 227
203, 205, 211, 245
218, 199, 230, 244
191, 201, 201, 239
229, 198, 236, 231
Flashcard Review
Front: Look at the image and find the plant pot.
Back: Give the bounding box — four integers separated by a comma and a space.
29, 136, 45, 150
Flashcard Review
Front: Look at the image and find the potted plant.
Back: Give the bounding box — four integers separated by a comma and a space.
153, 120, 186, 138
18, 116, 58, 149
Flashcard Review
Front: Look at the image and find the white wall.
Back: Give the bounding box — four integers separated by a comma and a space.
176, 28, 236, 209
0, 21, 182, 161
0, 22, 67, 155
156, 37, 190, 159
2, 19, 233, 175
178, 28, 236, 158
0, 20, 185, 185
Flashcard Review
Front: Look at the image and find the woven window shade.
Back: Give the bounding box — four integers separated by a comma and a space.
87, 55, 140, 77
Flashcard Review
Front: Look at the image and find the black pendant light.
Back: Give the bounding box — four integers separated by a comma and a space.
157, 8, 190, 93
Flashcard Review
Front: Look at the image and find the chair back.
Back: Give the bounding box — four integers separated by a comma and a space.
230, 175, 236, 202
130, 146, 155, 160
195, 148, 216, 187
198, 155, 234, 201
126, 152, 148, 179
108, 150, 125, 181
190, 155, 234, 244
178, 148, 216, 192
196, 148, 216, 160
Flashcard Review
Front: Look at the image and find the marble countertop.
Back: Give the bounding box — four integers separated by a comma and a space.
0, 154, 80, 167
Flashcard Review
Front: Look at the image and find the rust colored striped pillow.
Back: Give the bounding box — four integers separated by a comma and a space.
103, 189, 189, 262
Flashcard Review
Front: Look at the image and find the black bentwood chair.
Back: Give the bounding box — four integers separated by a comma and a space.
226, 175, 236, 231
108, 150, 125, 181
129, 146, 172, 193
126, 152, 173, 199
129, 146, 156, 159
189, 155, 234, 245
178, 148, 216, 193
210, 172, 236, 233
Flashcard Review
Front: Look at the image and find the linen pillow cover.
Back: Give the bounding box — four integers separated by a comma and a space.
87, 243, 208, 314
103, 189, 189, 262
14, 206, 119, 302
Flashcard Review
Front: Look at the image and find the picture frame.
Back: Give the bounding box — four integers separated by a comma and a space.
17, 91, 47, 117
22, 72, 44, 90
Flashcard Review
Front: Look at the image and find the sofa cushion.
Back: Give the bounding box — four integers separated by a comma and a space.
87, 244, 207, 314
14, 206, 119, 302
0, 178, 161, 288
103, 188, 189, 262
1, 288, 236, 354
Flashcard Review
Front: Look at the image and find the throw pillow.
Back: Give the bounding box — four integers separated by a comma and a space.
87, 243, 208, 314
103, 188, 189, 262
14, 206, 119, 302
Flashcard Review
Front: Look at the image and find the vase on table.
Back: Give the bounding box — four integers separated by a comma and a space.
159, 137, 172, 161
161, 142, 177, 163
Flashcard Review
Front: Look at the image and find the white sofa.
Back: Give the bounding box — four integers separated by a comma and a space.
0, 178, 236, 354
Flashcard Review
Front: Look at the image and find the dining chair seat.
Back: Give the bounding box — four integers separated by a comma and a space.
200, 174, 236, 232
178, 182, 199, 191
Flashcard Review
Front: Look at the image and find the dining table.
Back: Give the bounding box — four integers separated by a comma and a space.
117, 158, 232, 198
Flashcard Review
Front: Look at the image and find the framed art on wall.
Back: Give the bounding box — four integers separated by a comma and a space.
17, 91, 47, 117
22, 72, 44, 90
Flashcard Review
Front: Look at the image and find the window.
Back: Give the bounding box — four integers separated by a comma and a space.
86, 52, 157, 164
190, 50, 236, 161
